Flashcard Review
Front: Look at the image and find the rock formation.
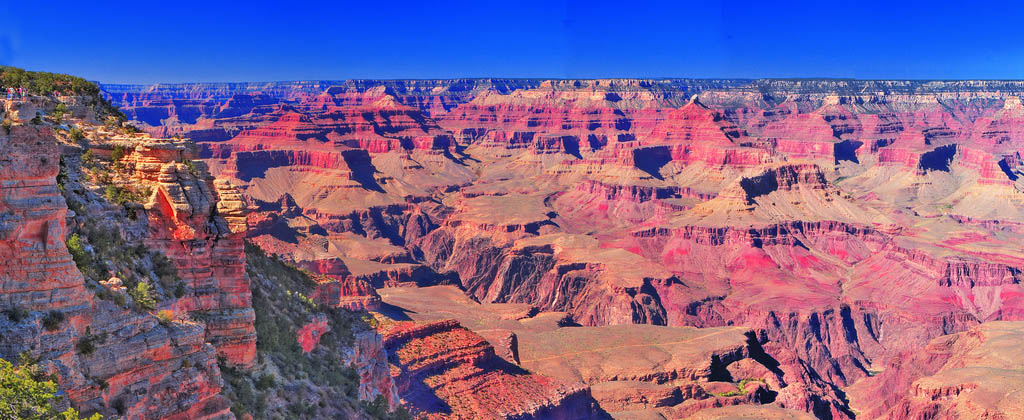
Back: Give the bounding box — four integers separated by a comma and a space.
124, 138, 257, 367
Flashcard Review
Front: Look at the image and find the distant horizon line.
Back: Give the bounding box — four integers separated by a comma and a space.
96, 76, 1024, 87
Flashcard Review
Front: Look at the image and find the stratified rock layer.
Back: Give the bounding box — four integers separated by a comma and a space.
380, 318, 600, 420
127, 139, 257, 367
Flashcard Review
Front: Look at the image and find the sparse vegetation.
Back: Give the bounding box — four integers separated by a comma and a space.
104, 184, 146, 206
65, 219, 182, 309
78, 146, 148, 211
110, 145, 128, 162
76, 330, 104, 356
51, 103, 68, 124
41, 311, 65, 332
182, 157, 199, 176
218, 242, 389, 419
80, 150, 96, 169
152, 253, 186, 298
4, 306, 29, 323
69, 126, 85, 143
103, 116, 119, 130
713, 378, 765, 397
61, 148, 191, 314
156, 310, 174, 326
66, 232, 102, 284
129, 282, 156, 310
362, 395, 413, 420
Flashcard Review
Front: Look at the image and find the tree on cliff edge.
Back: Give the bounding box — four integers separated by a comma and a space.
0, 358, 102, 420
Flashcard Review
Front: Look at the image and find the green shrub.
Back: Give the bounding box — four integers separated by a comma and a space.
41, 311, 65, 332
0, 358, 102, 420
81, 150, 96, 169
104, 185, 119, 203
66, 234, 88, 266
17, 352, 40, 369
155, 310, 174, 326
30, 112, 42, 125
69, 126, 85, 142
362, 395, 412, 420
182, 158, 199, 176
153, 252, 184, 296
56, 157, 69, 193
76, 336, 96, 355
103, 184, 146, 206
1, 119, 11, 134
110, 145, 128, 162
174, 283, 187, 298
51, 103, 68, 124
4, 307, 29, 323
129, 282, 156, 310
112, 293, 126, 307
66, 233, 103, 283
254, 373, 276, 391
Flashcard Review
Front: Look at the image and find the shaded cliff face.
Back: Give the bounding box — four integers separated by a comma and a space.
104, 79, 1024, 419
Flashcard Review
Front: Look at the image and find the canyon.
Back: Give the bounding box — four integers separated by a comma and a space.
98, 78, 1024, 419
3, 70, 1024, 420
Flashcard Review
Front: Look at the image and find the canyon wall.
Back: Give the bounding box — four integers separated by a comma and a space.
0, 107, 234, 419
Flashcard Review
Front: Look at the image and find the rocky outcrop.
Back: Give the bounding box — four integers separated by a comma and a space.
380, 319, 600, 420
297, 314, 329, 353
347, 331, 400, 408
312, 276, 382, 311
124, 138, 257, 367
0, 125, 90, 314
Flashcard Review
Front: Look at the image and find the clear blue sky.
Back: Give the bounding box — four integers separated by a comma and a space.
2, 0, 1023, 83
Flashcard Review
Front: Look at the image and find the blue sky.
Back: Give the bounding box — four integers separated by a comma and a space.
2, 1, 1024, 83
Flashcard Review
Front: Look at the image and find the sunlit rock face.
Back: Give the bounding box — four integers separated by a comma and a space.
105, 79, 1024, 419
128, 140, 257, 367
